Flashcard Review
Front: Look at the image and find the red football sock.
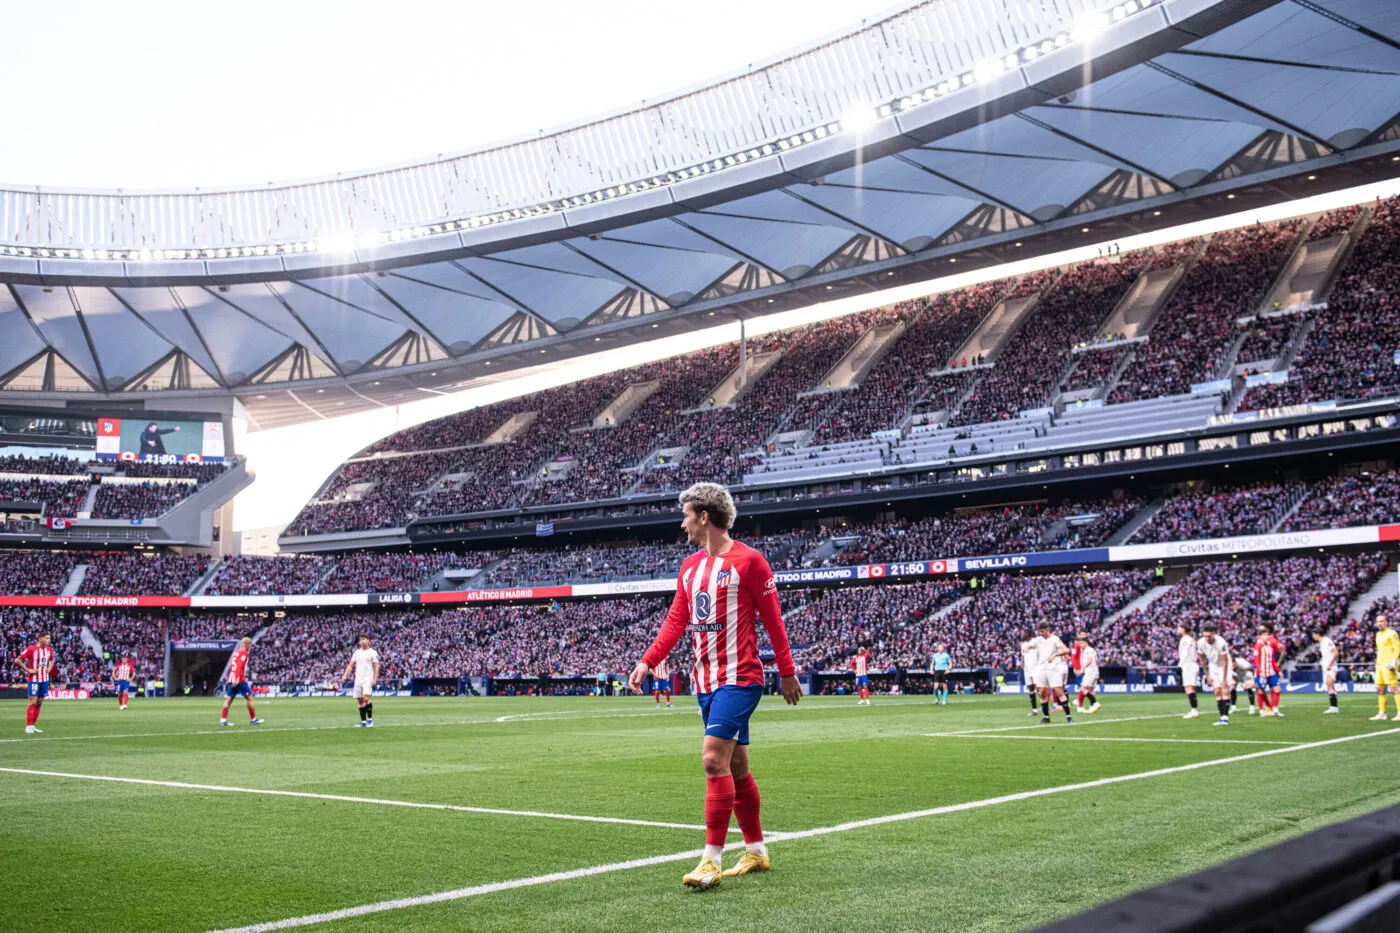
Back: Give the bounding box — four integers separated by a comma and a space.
247, 705, 256, 721
732, 772, 763, 844
29, 705, 40, 725
1257, 690, 1271, 711
25, 706, 35, 726
1271, 688, 1281, 710
653, 691, 660, 702
704, 775, 736, 847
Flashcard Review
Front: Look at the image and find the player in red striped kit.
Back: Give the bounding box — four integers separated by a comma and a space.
14, 633, 55, 734
112, 657, 135, 710
1253, 625, 1285, 718
652, 657, 673, 709
851, 647, 872, 705
630, 482, 801, 889
219, 637, 263, 726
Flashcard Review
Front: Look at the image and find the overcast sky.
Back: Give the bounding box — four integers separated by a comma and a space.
3, 0, 898, 190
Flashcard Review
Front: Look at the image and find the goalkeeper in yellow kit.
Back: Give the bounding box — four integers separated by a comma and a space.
1370, 614, 1400, 721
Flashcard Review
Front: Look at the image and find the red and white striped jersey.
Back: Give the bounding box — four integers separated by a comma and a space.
642, 540, 796, 693
114, 660, 134, 681
1253, 637, 1283, 677
653, 659, 670, 681
18, 645, 54, 682
227, 648, 250, 683
851, 652, 869, 676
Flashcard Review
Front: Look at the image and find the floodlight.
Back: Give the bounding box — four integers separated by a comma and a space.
841, 106, 877, 134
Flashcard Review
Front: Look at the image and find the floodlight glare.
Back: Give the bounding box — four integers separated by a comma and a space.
319, 232, 357, 255
841, 106, 877, 134
1072, 12, 1108, 41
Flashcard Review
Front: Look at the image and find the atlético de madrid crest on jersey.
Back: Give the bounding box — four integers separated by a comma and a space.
715, 569, 732, 586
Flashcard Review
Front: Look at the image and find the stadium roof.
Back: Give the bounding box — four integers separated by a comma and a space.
1, 0, 1398, 428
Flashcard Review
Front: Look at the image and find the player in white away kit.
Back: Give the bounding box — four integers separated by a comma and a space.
1020, 630, 1041, 716
1178, 624, 1201, 719
1313, 628, 1340, 713
1034, 623, 1073, 724
341, 635, 380, 727
1074, 632, 1101, 713
1196, 624, 1232, 726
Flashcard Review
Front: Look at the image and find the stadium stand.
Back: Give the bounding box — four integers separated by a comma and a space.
0, 478, 88, 518
1283, 468, 1400, 533
0, 549, 78, 595
1096, 552, 1388, 666
1130, 480, 1297, 543
275, 199, 1400, 535
1110, 221, 1302, 403
951, 260, 1143, 424
1242, 196, 1400, 410
204, 555, 334, 596
0, 609, 99, 680
78, 552, 211, 596
90, 481, 192, 519
318, 550, 460, 594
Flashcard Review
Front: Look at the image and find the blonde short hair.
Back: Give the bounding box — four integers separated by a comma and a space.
240, 637, 253, 648
679, 482, 736, 530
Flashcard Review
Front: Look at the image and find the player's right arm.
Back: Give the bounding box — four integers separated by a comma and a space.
13, 648, 33, 677
632, 579, 690, 693
341, 656, 357, 683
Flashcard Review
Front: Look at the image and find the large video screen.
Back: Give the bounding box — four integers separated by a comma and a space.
95, 417, 225, 464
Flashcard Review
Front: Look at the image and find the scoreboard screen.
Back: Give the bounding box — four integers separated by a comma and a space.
95, 417, 225, 464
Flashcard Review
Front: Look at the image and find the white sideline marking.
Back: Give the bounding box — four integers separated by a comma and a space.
927, 712, 1183, 736
205, 727, 1400, 933
924, 734, 1300, 746
0, 767, 732, 834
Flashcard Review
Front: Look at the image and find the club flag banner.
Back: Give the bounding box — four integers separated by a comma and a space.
96, 417, 121, 456
536, 522, 555, 537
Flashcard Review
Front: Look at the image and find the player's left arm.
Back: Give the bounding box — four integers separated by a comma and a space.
747, 552, 800, 705
371, 658, 380, 687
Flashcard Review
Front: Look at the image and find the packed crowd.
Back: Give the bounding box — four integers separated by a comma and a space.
1096, 553, 1388, 667
1132, 480, 1294, 543
952, 258, 1144, 424
1242, 197, 1400, 411
1061, 346, 1129, 394
91, 481, 192, 519
205, 555, 334, 596
1234, 317, 1298, 366
79, 552, 211, 596
83, 611, 167, 680
0, 549, 78, 595
319, 550, 463, 594
486, 542, 689, 586
166, 613, 262, 642
1111, 222, 1302, 402
119, 461, 227, 483
515, 347, 739, 506
0, 609, 101, 681
0, 453, 89, 475
252, 598, 677, 682
1283, 469, 1400, 532
1335, 595, 1398, 666
927, 571, 1153, 670
281, 206, 1400, 533
803, 287, 1002, 445
0, 478, 88, 518
778, 580, 968, 669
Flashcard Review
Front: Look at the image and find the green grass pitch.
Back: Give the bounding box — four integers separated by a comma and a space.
3, 693, 1399, 933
